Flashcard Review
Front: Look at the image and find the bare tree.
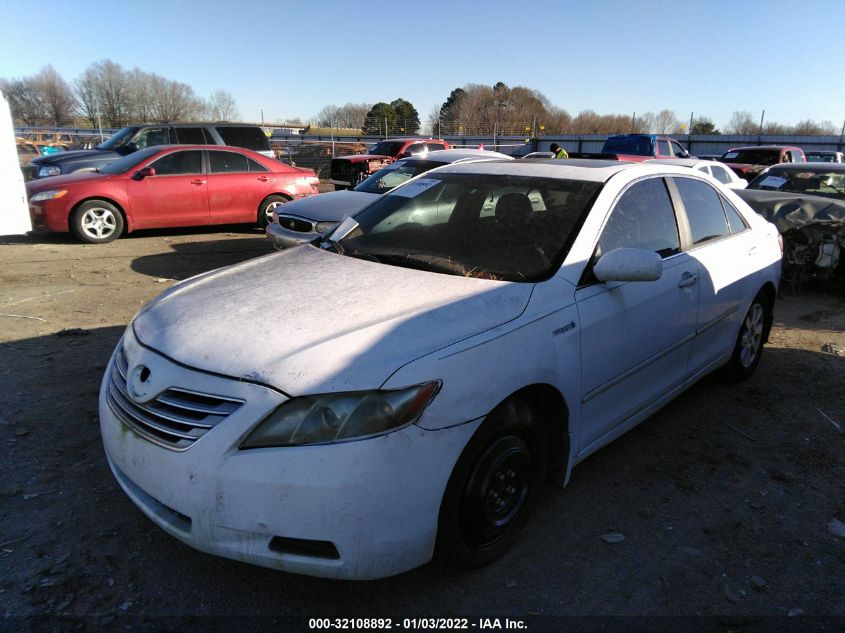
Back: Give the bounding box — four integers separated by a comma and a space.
74, 68, 100, 127
0, 77, 45, 124
148, 74, 201, 122
127, 68, 154, 123
653, 109, 680, 134
315, 102, 371, 129
207, 89, 239, 121
725, 111, 758, 135
87, 60, 132, 127
34, 65, 76, 126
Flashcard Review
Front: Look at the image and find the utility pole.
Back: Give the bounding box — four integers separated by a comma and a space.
839, 117, 845, 152
758, 110, 766, 138
631, 111, 636, 133
260, 109, 264, 126
384, 116, 388, 139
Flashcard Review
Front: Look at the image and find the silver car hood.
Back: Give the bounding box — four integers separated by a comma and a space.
133, 246, 532, 395
277, 190, 381, 222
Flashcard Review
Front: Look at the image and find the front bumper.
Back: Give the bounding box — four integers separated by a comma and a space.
28, 200, 68, 232
265, 222, 320, 250
99, 328, 479, 579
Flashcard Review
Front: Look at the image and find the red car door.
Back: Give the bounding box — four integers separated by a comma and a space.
206, 150, 275, 224
125, 150, 209, 228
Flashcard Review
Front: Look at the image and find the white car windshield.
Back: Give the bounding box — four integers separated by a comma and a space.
335, 173, 601, 282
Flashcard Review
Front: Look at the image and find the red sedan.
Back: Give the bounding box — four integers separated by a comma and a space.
26, 145, 320, 243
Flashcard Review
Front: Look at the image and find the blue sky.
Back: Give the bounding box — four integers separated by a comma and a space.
2, 0, 844, 130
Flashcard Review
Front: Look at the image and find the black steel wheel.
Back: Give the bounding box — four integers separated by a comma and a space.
437, 398, 547, 568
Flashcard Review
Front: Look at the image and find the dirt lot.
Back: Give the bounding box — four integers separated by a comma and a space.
0, 228, 843, 629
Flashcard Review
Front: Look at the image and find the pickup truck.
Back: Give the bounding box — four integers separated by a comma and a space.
330, 137, 450, 190
718, 145, 805, 181
568, 134, 691, 162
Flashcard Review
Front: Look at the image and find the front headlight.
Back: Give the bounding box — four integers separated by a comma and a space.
241, 382, 440, 448
29, 189, 68, 202
315, 221, 339, 234
37, 166, 62, 177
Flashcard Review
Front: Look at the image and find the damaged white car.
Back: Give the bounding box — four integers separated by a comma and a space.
100, 160, 782, 580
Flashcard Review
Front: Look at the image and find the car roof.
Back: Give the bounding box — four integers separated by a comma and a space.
399, 149, 512, 164
765, 162, 845, 173
647, 158, 703, 167
725, 145, 801, 151
431, 158, 690, 182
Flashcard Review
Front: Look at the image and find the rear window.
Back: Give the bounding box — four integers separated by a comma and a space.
215, 127, 271, 152
720, 149, 781, 165
603, 136, 653, 155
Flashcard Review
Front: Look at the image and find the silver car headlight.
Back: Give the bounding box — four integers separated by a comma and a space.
29, 189, 68, 202
315, 221, 339, 234
37, 166, 62, 177
241, 382, 440, 448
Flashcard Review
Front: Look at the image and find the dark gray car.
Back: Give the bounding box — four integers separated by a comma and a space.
29, 123, 273, 179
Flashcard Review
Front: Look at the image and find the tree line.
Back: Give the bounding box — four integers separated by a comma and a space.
3, 65, 838, 138
1, 62, 239, 128
309, 83, 839, 137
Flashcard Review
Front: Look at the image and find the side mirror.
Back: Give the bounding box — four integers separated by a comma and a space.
594, 248, 662, 283
265, 223, 319, 250
132, 167, 156, 180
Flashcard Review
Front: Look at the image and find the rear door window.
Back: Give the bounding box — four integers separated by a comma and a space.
425, 142, 446, 151
598, 177, 681, 258
673, 177, 730, 245
710, 165, 733, 184
657, 140, 673, 157
214, 127, 271, 152
209, 151, 249, 173
175, 127, 210, 144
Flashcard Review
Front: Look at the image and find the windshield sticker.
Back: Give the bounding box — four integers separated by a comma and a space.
389, 178, 440, 198
759, 176, 787, 188
723, 152, 739, 159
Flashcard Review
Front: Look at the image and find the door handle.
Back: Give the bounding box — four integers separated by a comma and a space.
256, 176, 270, 182
190, 179, 206, 185
678, 272, 699, 288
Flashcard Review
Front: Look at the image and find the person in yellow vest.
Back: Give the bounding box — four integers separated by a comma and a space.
550, 143, 568, 159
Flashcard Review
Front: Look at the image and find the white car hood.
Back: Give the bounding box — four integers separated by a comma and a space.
133, 246, 532, 395
278, 190, 380, 222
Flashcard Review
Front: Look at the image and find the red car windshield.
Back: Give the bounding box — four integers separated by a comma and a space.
99, 148, 162, 174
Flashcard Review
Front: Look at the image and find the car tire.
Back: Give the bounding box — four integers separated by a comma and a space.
71, 200, 124, 244
258, 195, 289, 229
721, 290, 771, 382
436, 397, 547, 568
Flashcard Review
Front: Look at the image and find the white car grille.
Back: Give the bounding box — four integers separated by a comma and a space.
106, 344, 243, 451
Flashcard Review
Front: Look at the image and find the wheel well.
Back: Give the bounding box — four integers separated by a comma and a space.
263, 192, 293, 205
68, 197, 128, 232
759, 281, 776, 343
493, 384, 570, 484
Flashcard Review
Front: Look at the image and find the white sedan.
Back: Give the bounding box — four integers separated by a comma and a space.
647, 157, 748, 189
99, 159, 782, 580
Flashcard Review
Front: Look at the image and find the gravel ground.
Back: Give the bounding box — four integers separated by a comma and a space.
0, 228, 843, 631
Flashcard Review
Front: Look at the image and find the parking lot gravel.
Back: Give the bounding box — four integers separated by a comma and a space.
0, 228, 843, 627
